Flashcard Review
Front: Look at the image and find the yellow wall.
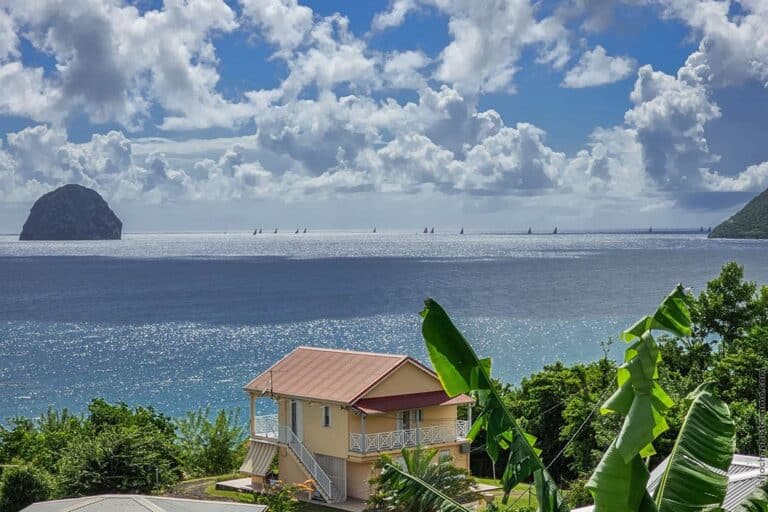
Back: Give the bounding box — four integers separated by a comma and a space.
278, 446, 311, 488
301, 401, 349, 458
347, 461, 375, 500
364, 362, 443, 398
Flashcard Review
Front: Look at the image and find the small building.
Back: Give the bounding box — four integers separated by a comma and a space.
574, 454, 768, 512
21, 495, 267, 512
240, 347, 474, 504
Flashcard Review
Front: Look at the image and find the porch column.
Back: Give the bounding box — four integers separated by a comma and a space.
249, 393, 256, 438
361, 414, 367, 454
416, 411, 421, 446
468, 405, 472, 430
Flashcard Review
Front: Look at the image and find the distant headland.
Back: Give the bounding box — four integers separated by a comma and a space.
19, 184, 122, 241
709, 187, 768, 239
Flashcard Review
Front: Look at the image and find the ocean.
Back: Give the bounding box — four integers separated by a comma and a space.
1, 231, 767, 421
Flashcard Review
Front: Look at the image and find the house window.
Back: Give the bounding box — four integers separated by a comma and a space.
439, 449, 451, 461
322, 405, 331, 428
397, 409, 423, 430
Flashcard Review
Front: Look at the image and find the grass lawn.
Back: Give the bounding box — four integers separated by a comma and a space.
203, 484, 254, 503
474, 477, 538, 509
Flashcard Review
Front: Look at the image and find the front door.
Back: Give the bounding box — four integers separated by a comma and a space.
290, 400, 303, 441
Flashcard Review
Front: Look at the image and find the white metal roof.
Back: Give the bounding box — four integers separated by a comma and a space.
22, 495, 268, 512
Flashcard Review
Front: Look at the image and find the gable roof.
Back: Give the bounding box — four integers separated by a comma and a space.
244, 346, 439, 405
573, 454, 767, 512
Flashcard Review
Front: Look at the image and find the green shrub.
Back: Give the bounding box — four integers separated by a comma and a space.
0, 466, 52, 512
175, 408, 246, 477
55, 425, 181, 495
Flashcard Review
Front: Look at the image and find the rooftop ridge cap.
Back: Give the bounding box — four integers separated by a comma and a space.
133, 496, 167, 512
294, 346, 407, 358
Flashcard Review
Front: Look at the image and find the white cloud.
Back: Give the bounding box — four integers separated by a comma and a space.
372, 0, 571, 94
702, 161, 768, 192
371, 0, 417, 31
624, 64, 721, 190
562, 45, 636, 88
382, 50, 431, 89
434, 0, 571, 93
240, 0, 313, 53
4, 0, 245, 130
653, 0, 768, 87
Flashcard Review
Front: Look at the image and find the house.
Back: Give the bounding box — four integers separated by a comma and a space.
21, 495, 267, 512
574, 454, 768, 512
239, 347, 474, 504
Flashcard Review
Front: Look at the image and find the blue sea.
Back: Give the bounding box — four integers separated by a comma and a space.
1, 231, 767, 421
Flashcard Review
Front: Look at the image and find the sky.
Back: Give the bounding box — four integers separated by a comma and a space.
1, 0, 768, 232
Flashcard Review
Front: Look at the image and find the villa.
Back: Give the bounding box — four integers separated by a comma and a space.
238, 347, 474, 504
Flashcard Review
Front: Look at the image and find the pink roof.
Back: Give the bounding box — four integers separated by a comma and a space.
244, 347, 438, 405
353, 390, 474, 414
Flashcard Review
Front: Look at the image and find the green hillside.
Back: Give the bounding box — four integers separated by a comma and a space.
709, 188, 768, 238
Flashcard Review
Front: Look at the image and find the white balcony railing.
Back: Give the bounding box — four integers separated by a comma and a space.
350, 420, 470, 453
253, 413, 279, 440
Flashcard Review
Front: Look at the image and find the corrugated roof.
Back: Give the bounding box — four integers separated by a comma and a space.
354, 390, 474, 414
240, 440, 277, 476
22, 496, 267, 512
244, 347, 435, 404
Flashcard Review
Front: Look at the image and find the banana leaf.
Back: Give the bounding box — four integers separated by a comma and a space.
420, 299, 568, 512
653, 382, 735, 512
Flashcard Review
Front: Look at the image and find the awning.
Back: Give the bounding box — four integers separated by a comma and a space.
239, 441, 277, 476
353, 390, 474, 414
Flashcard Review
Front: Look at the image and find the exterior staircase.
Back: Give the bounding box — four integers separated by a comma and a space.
280, 426, 340, 503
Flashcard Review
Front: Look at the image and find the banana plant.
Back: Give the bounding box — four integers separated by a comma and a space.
420, 298, 568, 511
652, 382, 734, 511
586, 284, 694, 512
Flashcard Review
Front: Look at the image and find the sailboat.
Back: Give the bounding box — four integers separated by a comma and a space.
460, 227, 464, 235
253, 228, 258, 235
430, 227, 435, 234
303, 228, 307, 234
274, 228, 278, 234
295, 228, 299, 234
259, 228, 262, 234
373, 227, 376, 233
527, 227, 532, 234
552, 227, 558, 235
423, 227, 428, 234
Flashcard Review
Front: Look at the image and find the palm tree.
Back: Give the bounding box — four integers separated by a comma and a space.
368, 447, 476, 512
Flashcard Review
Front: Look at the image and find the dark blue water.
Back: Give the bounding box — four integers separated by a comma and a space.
1, 232, 767, 420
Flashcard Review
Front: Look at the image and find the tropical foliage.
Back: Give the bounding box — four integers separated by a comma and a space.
0, 399, 245, 499
252, 480, 316, 512
0, 465, 52, 512
175, 407, 247, 477
401, 273, 768, 512
368, 447, 476, 511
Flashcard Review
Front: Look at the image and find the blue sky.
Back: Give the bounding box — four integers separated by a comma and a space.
1, 0, 767, 232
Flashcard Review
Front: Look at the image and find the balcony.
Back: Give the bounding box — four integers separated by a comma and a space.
349, 420, 470, 453
252, 413, 279, 441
